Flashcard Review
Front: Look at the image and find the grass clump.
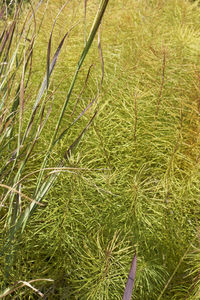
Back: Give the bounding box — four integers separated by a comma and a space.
0, 0, 109, 298
1, 0, 200, 299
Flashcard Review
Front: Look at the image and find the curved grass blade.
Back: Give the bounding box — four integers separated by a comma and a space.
54, 92, 98, 146
71, 64, 94, 117
0, 21, 15, 61
0, 183, 44, 207
64, 110, 97, 160
46, 0, 71, 89
0, 6, 5, 22
0, 278, 53, 299
98, 26, 104, 87
84, 0, 87, 45
123, 253, 137, 300
33, 30, 70, 111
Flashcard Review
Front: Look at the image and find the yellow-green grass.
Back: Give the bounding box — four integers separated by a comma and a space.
1, 0, 200, 299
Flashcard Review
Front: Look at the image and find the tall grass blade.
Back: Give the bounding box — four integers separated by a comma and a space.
0, 22, 15, 59
84, 0, 87, 45
33, 30, 70, 111
54, 91, 98, 146
98, 26, 104, 86
46, 1, 70, 89
0, 6, 5, 21
71, 64, 94, 116
64, 110, 97, 159
123, 253, 137, 300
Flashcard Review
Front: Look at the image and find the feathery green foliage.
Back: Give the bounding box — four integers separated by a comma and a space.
1, 0, 200, 299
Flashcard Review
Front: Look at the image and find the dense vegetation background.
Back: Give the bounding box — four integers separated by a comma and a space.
1, 0, 200, 299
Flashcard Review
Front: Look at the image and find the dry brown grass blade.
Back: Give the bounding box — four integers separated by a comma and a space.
0, 278, 54, 298
0, 183, 44, 207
